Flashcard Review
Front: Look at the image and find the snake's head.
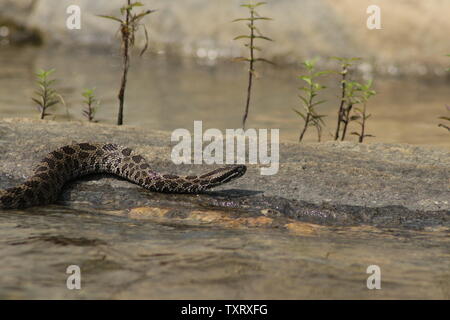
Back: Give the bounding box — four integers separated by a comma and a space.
200, 164, 247, 190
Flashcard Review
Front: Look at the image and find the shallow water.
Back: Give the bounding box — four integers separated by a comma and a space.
0, 206, 448, 299
0, 46, 449, 147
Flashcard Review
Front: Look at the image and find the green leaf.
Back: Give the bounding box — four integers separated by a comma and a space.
330, 56, 346, 62
244, 44, 262, 51
254, 58, 275, 65
316, 116, 326, 125
299, 76, 312, 86
303, 60, 315, 69
31, 97, 43, 107
233, 17, 272, 22
46, 100, 59, 108
298, 95, 309, 106
253, 35, 273, 41
298, 87, 310, 93
241, 2, 267, 8
82, 92, 93, 99
311, 100, 327, 107
97, 15, 123, 23
330, 56, 362, 68
313, 83, 326, 90
233, 35, 251, 40
132, 9, 156, 23
292, 108, 306, 120
139, 23, 149, 56
232, 57, 251, 62
312, 70, 331, 77
36, 68, 55, 79
46, 79, 57, 86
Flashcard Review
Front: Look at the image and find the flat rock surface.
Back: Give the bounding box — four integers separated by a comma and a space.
0, 118, 449, 299
0, 118, 448, 228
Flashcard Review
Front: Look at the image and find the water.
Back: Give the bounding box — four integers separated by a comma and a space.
0, 46, 449, 299
0, 46, 449, 147
0, 206, 448, 299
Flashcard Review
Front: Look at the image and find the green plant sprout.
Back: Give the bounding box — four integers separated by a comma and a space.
233, 1, 273, 129
82, 88, 100, 122
438, 105, 450, 132
350, 80, 376, 142
441, 55, 450, 132
31, 69, 62, 120
293, 59, 330, 142
332, 57, 361, 140
339, 80, 362, 141
98, 1, 155, 125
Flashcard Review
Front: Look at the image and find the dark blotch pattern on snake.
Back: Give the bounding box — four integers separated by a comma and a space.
0, 143, 247, 209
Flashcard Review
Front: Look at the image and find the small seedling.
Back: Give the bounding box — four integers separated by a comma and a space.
293, 59, 330, 142
31, 68, 62, 120
98, 1, 155, 125
441, 55, 450, 132
340, 80, 363, 141
233, 1, 273, 128
438, 105, 450, 132
350, 80, 376, 142
331, 57, 361, 141
82, 88, 100, 122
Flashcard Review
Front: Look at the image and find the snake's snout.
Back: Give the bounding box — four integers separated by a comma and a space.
233, 164, 247, 178
207, 164, 247, 188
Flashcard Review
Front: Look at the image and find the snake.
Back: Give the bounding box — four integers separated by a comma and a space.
0, 143, 247, 209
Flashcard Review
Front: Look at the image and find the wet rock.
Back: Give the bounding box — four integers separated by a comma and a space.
0, 118, 448, 230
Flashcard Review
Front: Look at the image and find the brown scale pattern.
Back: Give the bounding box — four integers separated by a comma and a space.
0, 143, 247, 209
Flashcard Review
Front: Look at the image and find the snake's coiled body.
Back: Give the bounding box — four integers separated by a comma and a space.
0, 143, 246, 209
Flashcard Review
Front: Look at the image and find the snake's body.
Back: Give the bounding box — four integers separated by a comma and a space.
0, 143, 246, 209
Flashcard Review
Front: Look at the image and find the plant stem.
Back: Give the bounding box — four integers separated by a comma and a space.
299, 80, 314, 142
40, 87, 47, 119
117, 0, 131, 126
88, 100, 93, 121
316, 125, 322, 142
341, 103, 353, 141
359, 104, 367, 143
242, 9, 254, 129
334, 66, 347, 140
299, 113, 310, 142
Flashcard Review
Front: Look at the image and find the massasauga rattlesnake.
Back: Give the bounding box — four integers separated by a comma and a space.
0, 143, 247, 209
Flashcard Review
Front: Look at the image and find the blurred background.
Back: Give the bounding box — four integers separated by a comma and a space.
1, 0, 449, 146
